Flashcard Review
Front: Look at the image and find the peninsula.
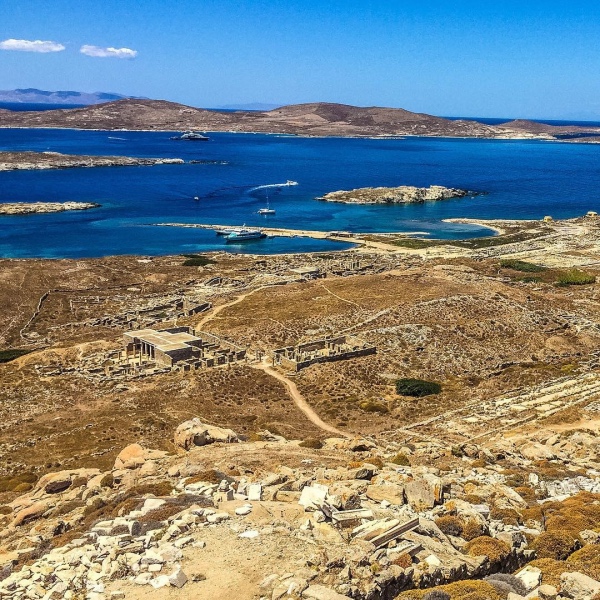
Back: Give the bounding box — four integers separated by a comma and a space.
1, 99, 599, 141
0, 201, 100, 215
317, 184, 473, 204
0, 151, 184, 171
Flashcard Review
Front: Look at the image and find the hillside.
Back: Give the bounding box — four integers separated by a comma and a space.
1, 98, 598, 139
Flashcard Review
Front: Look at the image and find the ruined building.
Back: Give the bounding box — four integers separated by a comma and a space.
272, 335, 376, 372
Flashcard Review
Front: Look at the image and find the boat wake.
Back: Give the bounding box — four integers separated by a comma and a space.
248, 180, 298, 192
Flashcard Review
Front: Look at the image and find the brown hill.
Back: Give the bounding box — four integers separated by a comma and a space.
0, 99, 597, 139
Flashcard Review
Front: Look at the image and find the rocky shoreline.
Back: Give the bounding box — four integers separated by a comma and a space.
0, 201, 100, 215
0, 151, 184, 172
317, 185, 475, 205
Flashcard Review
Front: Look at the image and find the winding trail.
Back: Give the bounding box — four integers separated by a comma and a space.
196, 285, 271, 329
253, 360, 350, 438
197, 285, 350, 438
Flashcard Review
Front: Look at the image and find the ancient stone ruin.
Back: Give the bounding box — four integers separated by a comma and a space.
272, 335, 376, 372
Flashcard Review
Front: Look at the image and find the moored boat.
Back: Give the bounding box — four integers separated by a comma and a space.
225, 228, 266, 242
171, 131, 209, 141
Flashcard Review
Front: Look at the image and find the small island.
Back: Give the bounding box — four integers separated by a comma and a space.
0, 202, 100, 215
0, 151, 184, 172
317, 184, 475, 204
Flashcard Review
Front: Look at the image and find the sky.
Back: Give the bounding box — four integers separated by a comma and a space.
2, 0, 600, 119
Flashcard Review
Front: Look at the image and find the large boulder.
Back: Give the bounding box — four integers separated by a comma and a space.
174, 418, 238, 451
560, 572, 600, 600
405, 475, 443, 510
366, 483, 405, 505
114, 443, 147, 469
113, 443, 168, 469
12, 499, 53, 527
34, 468, 100, 496
520, 442, 556, 461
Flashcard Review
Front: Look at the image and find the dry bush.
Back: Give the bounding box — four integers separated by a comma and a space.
127, 481, 173, 497
530, 530, 580, 560
397, 580, 502, 600
423, 591, 450, 600
185, 470, 222, 485
464, 494, 485, 505
490, 505, 521, 526
138, 504, 184, 523
462, 519, 486, 541
435, 515, 464, 537
542, 492, 600, 534
391, 553, 413, 569
390, 453, 410, 466
368, 456, 384, 469
299, 438, 323, 449
521, 506, 543, 523
484, 573, 527, 597
567, 544, 600, 565
514, 486, 537, 503
465, 536, 511, 562
527, 557, 600, 589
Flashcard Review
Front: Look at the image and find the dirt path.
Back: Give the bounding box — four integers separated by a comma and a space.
253, 360, 350, 438
196, 286, 270, 329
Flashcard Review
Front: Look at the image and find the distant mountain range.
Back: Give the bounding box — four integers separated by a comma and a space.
0, 98, 598, 141
0, 89, 144, 105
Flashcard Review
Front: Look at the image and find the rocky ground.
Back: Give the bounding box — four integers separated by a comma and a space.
316, 186, 473, 205
0, 217, 600, 599
0, 152, 184, 171
0, 416, 599, 600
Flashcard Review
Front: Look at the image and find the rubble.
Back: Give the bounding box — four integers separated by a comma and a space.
2, 422, 576, 600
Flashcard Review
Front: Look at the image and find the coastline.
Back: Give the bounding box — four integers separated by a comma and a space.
0, 125, 588, 143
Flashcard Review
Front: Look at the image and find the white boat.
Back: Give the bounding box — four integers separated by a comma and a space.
225, 228, 266, 242
257, 194, 276, 215
171, 131, 209, 141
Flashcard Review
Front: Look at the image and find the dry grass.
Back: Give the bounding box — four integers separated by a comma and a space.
398, 580, 502, 600
527, 557, 600, 589
465, 536, 511, 562
531, 530, 580, 560
435, 515, 464, 537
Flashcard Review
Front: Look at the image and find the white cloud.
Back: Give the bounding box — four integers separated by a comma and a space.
80, 45, 137, 59
0, 39, 65, 53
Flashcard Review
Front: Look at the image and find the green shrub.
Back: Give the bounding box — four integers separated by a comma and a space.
390, 452, 410, 466
0, 349, 32, 363
500, 259, 546, 273
555, 269, 596, 286
181, 254, 217, 267
396, 378, 441, 397
358, 400, 389, 413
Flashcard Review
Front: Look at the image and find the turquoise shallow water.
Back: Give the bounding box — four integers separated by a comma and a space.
0, 128, 598, 258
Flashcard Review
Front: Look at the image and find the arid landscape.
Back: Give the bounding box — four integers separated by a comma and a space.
1, 214, 600, 599
2, 99, 600, 140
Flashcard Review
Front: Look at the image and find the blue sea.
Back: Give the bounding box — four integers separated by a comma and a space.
0, 127, 599, 258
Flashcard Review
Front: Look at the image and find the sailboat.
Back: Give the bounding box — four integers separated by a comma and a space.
257, 194, 276, 215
